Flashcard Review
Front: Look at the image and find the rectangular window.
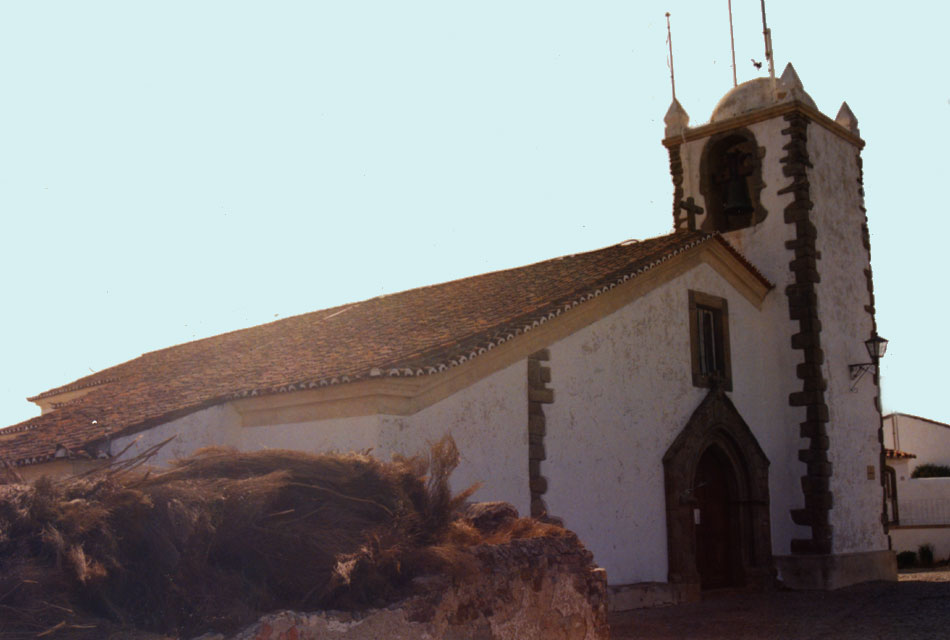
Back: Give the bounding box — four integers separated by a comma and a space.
689, 291, 732, 390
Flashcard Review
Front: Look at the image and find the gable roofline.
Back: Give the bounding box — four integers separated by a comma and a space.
223, 234, 772, 428
31, 233, 766, 412
2, 231, 772, 468
28, 377, 118, 404
228, 233, 770, 401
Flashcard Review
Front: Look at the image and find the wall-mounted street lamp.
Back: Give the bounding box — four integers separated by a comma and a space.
849, 333, 888, 391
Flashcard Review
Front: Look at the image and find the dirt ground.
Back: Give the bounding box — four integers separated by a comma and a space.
609, 570, 950, 639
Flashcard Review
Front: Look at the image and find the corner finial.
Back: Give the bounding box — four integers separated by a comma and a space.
780, 63, 803, 91
664, 99, 690, 138
835, 102, 860, 136
777, 63, 812, 106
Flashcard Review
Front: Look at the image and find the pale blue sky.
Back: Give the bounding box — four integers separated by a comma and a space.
1, 2, 947, 427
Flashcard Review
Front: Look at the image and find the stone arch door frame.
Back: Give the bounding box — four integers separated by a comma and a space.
663, 388, 773, 599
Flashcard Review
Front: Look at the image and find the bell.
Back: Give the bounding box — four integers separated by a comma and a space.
722, 176, 754, 218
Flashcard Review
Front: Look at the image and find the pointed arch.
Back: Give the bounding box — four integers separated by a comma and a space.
663, 388, 773, 598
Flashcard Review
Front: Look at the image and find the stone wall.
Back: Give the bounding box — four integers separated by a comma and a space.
210, 536, 609, 640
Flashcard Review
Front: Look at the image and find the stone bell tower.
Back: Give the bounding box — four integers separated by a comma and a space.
662, 64, 894, 588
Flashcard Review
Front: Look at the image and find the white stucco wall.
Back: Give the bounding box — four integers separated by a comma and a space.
889, 457, 913, 482
375, 360, 529, 516
110, 360, 530, 517
893, 478, 950, 526
883, 414, 950, 473
236, 413, 382, 455
542, 262, 801, 585
110, 403, 246, 465
890, 478, 950, 562
807, 123, 888, 555
110, 403, 383, 466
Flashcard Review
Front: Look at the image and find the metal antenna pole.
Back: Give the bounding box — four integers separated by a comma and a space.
760, 0, 776, 96
728, 0, 737, 87
666, 12, 676, 101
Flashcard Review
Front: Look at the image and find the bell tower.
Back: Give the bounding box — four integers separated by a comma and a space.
662, 64, 893, 587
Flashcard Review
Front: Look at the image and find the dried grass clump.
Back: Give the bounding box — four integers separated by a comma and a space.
0, 436, 565, 639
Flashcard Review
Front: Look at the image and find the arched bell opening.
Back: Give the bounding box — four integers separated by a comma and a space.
699, 128, 767, 232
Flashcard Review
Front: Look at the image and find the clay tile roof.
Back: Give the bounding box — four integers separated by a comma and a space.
884, 448, 917, 460
0, 230, 768, 467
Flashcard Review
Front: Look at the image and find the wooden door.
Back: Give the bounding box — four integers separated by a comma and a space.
694, 447, 737, 589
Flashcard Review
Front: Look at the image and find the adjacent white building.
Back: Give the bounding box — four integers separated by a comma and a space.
883, 413, 950, 562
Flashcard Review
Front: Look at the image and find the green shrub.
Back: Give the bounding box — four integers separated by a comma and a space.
911, 464, 950, 478
897, 551, 917, 568
919, 544, 935, 567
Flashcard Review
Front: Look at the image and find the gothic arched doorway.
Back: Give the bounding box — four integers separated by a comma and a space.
663, 389, 773, 599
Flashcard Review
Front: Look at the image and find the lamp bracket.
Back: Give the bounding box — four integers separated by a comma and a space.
848, 362, 875, 392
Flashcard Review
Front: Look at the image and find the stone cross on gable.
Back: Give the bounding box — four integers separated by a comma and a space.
679, 197, 704, 231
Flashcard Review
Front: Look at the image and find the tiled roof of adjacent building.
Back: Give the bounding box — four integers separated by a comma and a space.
884, 448, 917, 460
0, 231, 769, 467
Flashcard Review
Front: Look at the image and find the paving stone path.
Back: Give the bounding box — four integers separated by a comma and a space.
609, 570, 950, 639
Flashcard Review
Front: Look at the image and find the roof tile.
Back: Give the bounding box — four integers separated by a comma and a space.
0, 231, 765, 467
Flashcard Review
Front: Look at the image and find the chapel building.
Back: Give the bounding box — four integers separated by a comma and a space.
0, 64, 896, 605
